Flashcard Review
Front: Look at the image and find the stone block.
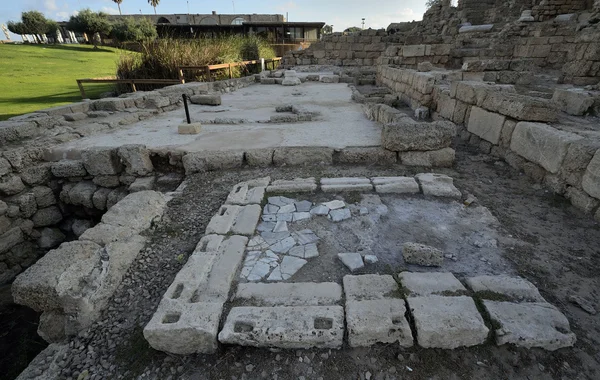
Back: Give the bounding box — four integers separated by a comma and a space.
467, 107, 506, 145
0, 227, 24, 255
481, 92, 557, 122
32, 186, 56, 208
382, 120, 456, 152
400, 148, 455, 167
346, 299, 413, 347
231, 204, 262, 236
465, 275, 545, 302
343, 274, 399, 301
92, 188, 111, 210
402, 45, 426, 57
402, 242, 443, 267
129, 177, 156, 192
399, 272, 466, 296
321, 177, 373, 192
566, 186, 599, 213
101, 191, 166, 234
267, 178, 317, 193
32, 206, 63, 227
225, 183, 266, 206
81, 147, 123, 176
372, 177, 420, 193
21, 163, 52, 186
415, 173, 461, 198
144, 300, 224, 354
245, 149, 274, 167
205, 205, 240, 235
407, 296, 489, 349
552, 88, 594, 116
273, 147, 333, 166
417, 62, 434, 72
335, 147, 397, 164
483, 301, 576, 351
338, 253, 364, 272
0, 174, 25, 196
93, 98, 126, 111
235, 282, 342, 306
117, 145, 154, 176
510, 122, 582, 174
582, 150, 600, 199
320, 75, 340, 83
190, 95, 222, 106
182, 151, 244, 174
79, 223, 135, 247
68, 181, 97, 209
218, 306, 345, 349
51, 160, 87, 178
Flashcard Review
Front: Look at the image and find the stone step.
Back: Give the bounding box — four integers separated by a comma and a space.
234, 282, 342, 306
219, 306, 345, 349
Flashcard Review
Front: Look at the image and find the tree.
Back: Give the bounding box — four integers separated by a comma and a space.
111, 17, 158, 43
148, 0, 160, 15
67, 9, 112, 48
7, 11, 56, 43
45, 20, 60, 42
7, 21, 26, 36
113, 0, 124, 16
321, 25, 333, 34
344, 26, 362, 34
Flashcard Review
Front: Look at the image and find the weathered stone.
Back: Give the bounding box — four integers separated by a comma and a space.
38, 228, 66, 249
0, 200, 7, 216
79, 223, 136, 246
20, 163, 52, 186
481, 92, 557, 122
566, 186, 599, 214
552, 88, 594, 116
372, 177, 420, 194
129, 177, 156, 192
32, 206, 63, 227
338, 253, 364, 272
92, 175, 120, 188
321, 177, 373, 192
18, 192, 37, 218
399, 272, 466, 296
218, 306, 345, 349
560, 141, 600, 187
402, 242, 444, 267
400, 148, 455, 167
273, 147, 334, 166
93, 97, 126, 111
225, 183, 266, 205
182, 151, 244, 174
101, 191, 166, 233
267, 178, 317, 193
467, 107, 505, 145
335, 147, 397, 164
68, 181, 97, 208
465, 275, 546, 302
415, 173, 461, 198
178, 123, 202, 135
320, 75, 340, 83
51, 160, 87, 178
343, 274, 399, 302
582, 150, 600, 199
92, 188, 112, 210
382, 120, 456, 152
190, 95, 222, 106
510, 122, 581, 174
81, 147, 123, 175
0, 227, 24, 254
32, 186, 56, 208
417, 61, 434, 72
483, 301, 576, 351
408, 296, 489, 349
245, 149, 274, 167
329, 208, 351, 222
38, 310, 67, 343
235, 282, 342, 306
0, 174, 25, 196
117, 145, 154, 176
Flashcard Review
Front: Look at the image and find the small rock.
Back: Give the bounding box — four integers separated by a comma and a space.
365, 371, 372, 380
338, 252, 364, 272
364, 255, 378, 264
568, 295, 597, 315
246, 364, 254, 372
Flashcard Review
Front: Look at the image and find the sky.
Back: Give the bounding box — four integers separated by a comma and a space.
0, 0, 429, 41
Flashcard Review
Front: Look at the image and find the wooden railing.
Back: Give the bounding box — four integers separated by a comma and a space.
76, 78, 182, 99
178, 57, 282, 83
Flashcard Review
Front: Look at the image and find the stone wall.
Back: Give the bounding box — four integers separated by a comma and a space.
0, 76, 256, 285
532, 0, 591, 21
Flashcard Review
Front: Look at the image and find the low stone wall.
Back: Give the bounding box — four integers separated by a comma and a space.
532, 0, 590, 21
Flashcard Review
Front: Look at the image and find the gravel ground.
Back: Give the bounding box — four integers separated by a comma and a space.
10, 140, 600, 380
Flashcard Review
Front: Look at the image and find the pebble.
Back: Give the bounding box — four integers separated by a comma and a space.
246, 364, 254, 372
365, 371, 372, 380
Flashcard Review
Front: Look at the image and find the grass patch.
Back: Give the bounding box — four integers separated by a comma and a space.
0, 44, 125, 120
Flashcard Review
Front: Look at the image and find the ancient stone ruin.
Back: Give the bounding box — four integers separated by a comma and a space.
3, 0, 600, 379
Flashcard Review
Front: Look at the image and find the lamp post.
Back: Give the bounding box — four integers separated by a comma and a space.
362, 18, 366, 30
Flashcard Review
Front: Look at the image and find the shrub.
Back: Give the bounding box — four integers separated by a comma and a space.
111, 17, 158, 43
116, 36, 276, 88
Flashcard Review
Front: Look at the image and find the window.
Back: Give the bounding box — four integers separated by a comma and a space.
231, 17, 245, 25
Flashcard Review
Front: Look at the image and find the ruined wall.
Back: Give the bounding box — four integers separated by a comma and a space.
532, 0, 592, 20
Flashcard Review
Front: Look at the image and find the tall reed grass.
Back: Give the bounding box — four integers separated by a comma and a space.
116, 35, 276, 87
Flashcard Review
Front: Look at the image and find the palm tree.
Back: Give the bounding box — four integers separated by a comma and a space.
113, 0, 123, 15
148, 0, 160, 15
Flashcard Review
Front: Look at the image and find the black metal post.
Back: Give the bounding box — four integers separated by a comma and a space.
182, 94, 191, 124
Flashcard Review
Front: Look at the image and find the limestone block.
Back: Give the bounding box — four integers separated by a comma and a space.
282, 77, 302, 86
343, 274, 399, 301
335, 147, 397, 164
417, 62, 434, 72
79, 223, 135, 247
129, 177, 156, 192
144, 299, 224, 354
582, 150, 600, 199
190, 95, 222, 106
178, 123, 201, 135
346, 299, 413, 347
559, 141, 600, 187
467, 107, 506, 144
51, 160, 87, 178
372, 177, 420, 193
32, 206, 63, 227
81, 147, 122, 176
101, 191, 166, 234
245, 149, 274, 167
231, 204, 262, 236
483, 301, 576, 351
481, 92, 557, 122
400, 148, 455, 168
566, 187, 599, 213
510, 122, 582, 174
0, 174, 25, 196
21, 163, 52, 186
235, 282, 342, 306
0, 227, 24, 255
402, 45, 426, 57
321, 177, 373, 192
93, 98, 126, 111
267, 178, 317, 193
552, 88, 594, 116
218, 306, 345, 349
415, 173, 461, 198
338, 253, 364, 272
408, 296, 489, 349
465, 275, 546, 302
273, 147, 333, 166
320, 75, 340, 83
182, 151, 244, 174
117, 145, 154, 176
38, 310, 67, 343
382, 120, 456, 152
399, 272, 467, 296
32, 186, 56, 208
459, 24, 494, 33
402, 242, 443, 267
12, 241, 102, 311
225, 183, 266, 205
205, 205, 240, 235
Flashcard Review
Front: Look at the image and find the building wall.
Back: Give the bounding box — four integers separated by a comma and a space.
106, 14, 285, 26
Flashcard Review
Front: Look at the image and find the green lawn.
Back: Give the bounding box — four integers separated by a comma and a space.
0, 44, 126, 120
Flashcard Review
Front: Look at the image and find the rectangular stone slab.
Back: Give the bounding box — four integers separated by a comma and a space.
407, 295, 489, 349
235, 282, 342, 306
372, 177, 420, 194
343, 274, 399, 301
231, 204, 262, 236
483, 301, 576, 351
465, 275, 545, 302
346, 299, 413, 348
218, 306, 344, 349
399, 272, 466, 296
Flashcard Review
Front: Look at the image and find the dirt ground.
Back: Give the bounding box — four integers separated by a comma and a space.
5, 140, 600, 380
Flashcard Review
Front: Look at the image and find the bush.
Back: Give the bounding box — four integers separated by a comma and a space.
116, 36, 276, 87
111, 17, 157, 43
